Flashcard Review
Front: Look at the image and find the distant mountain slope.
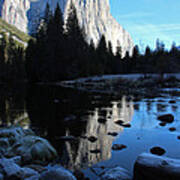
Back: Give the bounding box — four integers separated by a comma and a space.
0, 18, 31, 46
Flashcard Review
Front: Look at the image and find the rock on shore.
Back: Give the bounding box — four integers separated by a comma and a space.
134, 153, 180, 180
0, 126, 76, 180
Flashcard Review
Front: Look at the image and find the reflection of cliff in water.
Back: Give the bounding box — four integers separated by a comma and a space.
26, 86, 134, 170
0, 85, 29, 128
61, 97, 134, 170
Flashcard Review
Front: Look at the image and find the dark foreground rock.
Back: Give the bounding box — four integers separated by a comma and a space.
0, 127, 57, 164
101, 166, 131, 180
0, 127, 77, 180
134, 153, 180, 180
0, 157, 38, 179
150, 146, 166, 156
157, 114, 174, 123
112, 144, 127, 151
39, 166, 76, 180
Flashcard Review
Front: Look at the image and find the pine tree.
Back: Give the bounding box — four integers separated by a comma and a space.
96, 35, 108, 74
115, 45, 122, 59
145, 46, 151, 57
25, 39, 38, 82
44, 3, 52, 24
65, 2, 88, 78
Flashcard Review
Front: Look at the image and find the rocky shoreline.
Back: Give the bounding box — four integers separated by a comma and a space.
59, 75, 180, 98
0, 127, 77, 180
1, 126, 180, 180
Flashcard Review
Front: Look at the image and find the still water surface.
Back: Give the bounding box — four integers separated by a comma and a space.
1, 84, 180, 179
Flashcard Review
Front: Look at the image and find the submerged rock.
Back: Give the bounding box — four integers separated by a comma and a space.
101, 166, 131, 180
134, 153, 180, 180
114, 120, 131, 128
88, 136, 98, 143
121, 124, 131, 128
115, 120, 124, 125
90, 149, 101, 154
157, 114, 174, 123
108, 132, 118, 137
169, 127, 176, 132
112, 144, 127, 151
150, 147, 166, 156
159, 122, 166, 127
169, 100, 176, 104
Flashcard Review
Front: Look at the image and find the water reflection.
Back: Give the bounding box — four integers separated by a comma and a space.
0, 85, 29, 128
61, 97, 134, 170
2, 85, 180, 178
25, 86, 134, 170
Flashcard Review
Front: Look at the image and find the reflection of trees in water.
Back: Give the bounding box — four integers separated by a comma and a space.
0, 85, 28, 128
27, 86, 134, 170
62, 97, 134, 170
26, 86, 135, 170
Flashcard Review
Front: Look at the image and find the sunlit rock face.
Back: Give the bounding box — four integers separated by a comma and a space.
0, 0, 133, 56
0, 0, 30, 33
61, 96, 134, 170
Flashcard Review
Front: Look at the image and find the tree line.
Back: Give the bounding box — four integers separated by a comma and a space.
0, 3, 180, 83
25, 3, 120, 82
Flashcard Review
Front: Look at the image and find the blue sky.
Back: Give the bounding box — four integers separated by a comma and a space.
110, 0, 180, 51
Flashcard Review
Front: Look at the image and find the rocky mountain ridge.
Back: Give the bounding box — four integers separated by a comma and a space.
0, 0, 134, 56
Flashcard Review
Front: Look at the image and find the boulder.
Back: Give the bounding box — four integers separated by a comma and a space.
0, 138, 9, 148
39, 166, 77, 180
134, 153, 180, 180
150, 147, 166, 156
101, 166, 131, 180
0, 127, 34, 140
7, 135, 57, 164
0, 157, 23, 179
21, 167, 39, 179
157, 114, 174, 123
0, 157, 38, 179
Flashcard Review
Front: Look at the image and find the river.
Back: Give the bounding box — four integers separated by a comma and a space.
1, 84, 180, 179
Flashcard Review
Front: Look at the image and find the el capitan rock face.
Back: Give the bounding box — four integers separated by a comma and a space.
0, 0, 134, 56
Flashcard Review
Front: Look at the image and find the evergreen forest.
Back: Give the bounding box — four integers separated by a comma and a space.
0, 3, 180, 83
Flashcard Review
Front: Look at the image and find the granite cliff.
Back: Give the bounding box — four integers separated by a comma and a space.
0, 0, 134, 56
